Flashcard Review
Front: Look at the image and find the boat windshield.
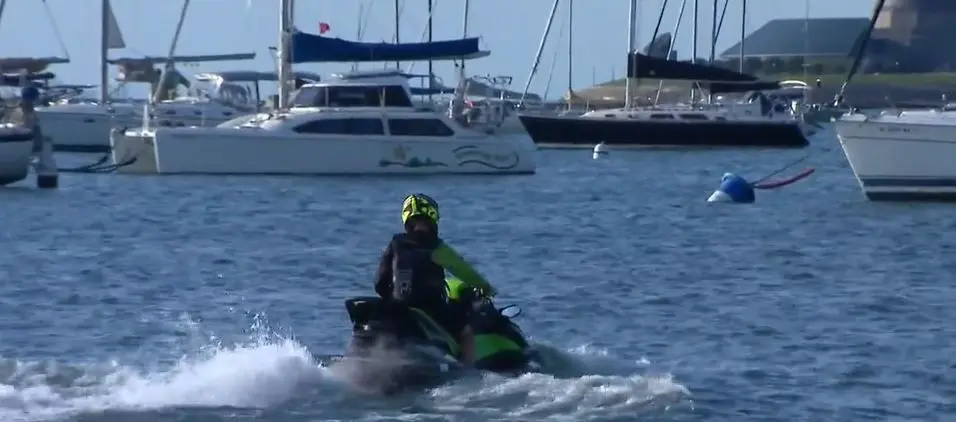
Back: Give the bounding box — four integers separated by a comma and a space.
216, 82, 253, 106
290, 84, 413, 108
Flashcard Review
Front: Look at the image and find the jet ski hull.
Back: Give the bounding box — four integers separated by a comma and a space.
343, 294, 537, 383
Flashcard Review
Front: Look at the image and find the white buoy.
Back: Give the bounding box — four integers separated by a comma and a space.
592, 142, 609, 159
707, 190, 733, 203
35, 133, 58, 189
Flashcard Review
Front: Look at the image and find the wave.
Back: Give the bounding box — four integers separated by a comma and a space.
0, 321, 691, 421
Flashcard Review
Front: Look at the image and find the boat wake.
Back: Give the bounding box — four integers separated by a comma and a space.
0, 325, 691, 421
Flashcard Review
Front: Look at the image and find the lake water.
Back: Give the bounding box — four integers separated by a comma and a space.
1, 132, 953, 421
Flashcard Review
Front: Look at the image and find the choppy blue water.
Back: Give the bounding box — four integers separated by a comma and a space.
1, 131, 954, 421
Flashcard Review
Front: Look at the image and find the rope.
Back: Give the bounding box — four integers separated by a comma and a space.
750, 154, 810, 186
40, 0, 70, 60
55, 152, 137, 174
752, 168, 815, 190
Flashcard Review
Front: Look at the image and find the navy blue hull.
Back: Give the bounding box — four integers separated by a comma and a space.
518, 114, 809, 148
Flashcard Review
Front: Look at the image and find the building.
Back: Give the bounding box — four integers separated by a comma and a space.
718, 17, 869, 75
869, 0, 956, 72
720, 0, 956, 74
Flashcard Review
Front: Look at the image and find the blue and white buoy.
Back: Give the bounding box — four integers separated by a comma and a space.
592, 142, 609, 159
707, 172, 755, 203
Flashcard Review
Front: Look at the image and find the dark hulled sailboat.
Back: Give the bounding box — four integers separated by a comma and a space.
517, 52, 810, 148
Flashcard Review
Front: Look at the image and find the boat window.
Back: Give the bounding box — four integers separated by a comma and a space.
292, 118, 385, 135
289, 85, 413, 108
678, 113, 709, 120
289, 86, 321, 107
649, 113, 675, 119
387, 118, 455, 137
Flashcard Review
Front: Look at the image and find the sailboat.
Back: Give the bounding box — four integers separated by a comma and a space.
107, 0, 535, 176
517, 0, 809, 148
831, 0, 956, 202
0, 0, 69, 186
35, 0, 256, 153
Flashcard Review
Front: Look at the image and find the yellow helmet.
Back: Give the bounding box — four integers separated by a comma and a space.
401, 193, 440, 225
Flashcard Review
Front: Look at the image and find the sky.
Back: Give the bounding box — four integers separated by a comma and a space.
0, 0, 874, 99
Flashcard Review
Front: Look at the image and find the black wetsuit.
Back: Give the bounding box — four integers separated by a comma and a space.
374, 233, 467, 337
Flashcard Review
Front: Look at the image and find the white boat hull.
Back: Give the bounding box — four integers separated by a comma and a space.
110, 127, 536, 175
37, 104, 238, 153
834, 113, 956, 201
36, 109, 114, 153
0, 126, 35, 186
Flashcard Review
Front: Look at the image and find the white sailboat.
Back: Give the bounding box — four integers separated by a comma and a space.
35, 0, 257, 153
828, 0, 956, 201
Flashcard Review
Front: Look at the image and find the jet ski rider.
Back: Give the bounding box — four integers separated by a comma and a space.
374, 193, 497, 364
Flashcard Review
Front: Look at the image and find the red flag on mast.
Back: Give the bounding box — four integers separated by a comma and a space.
318, 22, 331, 34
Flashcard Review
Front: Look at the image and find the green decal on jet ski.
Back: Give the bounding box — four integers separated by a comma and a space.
473, 333, 522, 362
408, 307, 460, 357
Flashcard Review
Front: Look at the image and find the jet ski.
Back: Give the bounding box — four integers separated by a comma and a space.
343, 278, 538, 390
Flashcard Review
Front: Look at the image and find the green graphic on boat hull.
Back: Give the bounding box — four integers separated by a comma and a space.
378, 157, 448, 168
453, 145, 520, 170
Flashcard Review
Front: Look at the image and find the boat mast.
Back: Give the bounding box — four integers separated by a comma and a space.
738, 0, 745, 72
624, 0, 637, 109
461, 0, 470, 74
567, 0, 573, 108
100, 0, 110, 104
153, 0, 190, 105
394, 0, 401, 69
835, 0, 886, 106
803, 0, 809, 104
653, 0, 687, 106
427, 0, 433, 103
519, 0, 561, 106
708, 0, 717, 103
277, 0, 293, 108
448, 0, 471, 120
709, 0, 718, 64
690, 0, 697, 104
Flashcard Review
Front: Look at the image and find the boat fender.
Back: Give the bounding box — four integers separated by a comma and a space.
592, 142, 609, 159
707, 172, 754, 203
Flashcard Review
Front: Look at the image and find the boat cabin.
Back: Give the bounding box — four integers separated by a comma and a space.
253, 108, 468, 138
193, 70, 321, 111
290, 70, 417, 109
289, 114, 459, 137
